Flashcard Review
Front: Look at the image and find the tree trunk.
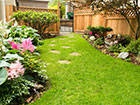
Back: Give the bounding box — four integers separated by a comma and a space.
135, 25, 140, 40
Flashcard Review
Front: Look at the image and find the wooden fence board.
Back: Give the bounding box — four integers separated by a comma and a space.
74, 7, 139, 38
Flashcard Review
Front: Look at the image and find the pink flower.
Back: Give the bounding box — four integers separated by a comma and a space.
19, 39, 35, 53
95, 34, 100, 38
114, 40, 119, 44
6, 60, 25, 80
110, 41, 114, 46
89, 32, 93, 35
9, 39, 35, 53
9, 41, 19, 50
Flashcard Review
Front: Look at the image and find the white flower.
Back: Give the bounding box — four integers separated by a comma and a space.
90, 36, 96, 40
118, 34, 121, 37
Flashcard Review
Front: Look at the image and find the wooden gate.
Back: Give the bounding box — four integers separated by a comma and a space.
60, 19, 73, 32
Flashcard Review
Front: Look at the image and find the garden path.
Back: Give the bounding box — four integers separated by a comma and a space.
31, 33, 140, 105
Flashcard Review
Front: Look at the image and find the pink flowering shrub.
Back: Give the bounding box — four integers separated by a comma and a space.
19, 39, 35, 53
9, 39, 35, 53
6, 60, 25, 80
9, 41, 19, 50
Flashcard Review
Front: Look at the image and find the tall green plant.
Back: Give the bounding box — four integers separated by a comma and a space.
12, 11, 59, 38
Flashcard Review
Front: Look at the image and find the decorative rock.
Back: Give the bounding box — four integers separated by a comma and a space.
89, 36, 95, 41
58, 60, 71, 64
26, 96, 33, 103
118, 52, 129, 59
49, 44, 55, 47
50, 50, 60, 54
70, 52, 80, 56
34, 84, 44, 89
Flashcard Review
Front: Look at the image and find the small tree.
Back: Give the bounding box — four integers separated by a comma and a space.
91, 0, 140, 40
66, 0, 140, 40
12, 11, 59, 38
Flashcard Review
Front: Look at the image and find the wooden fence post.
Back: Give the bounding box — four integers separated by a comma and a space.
57, 0, 60, 34
5, 5, 14, 22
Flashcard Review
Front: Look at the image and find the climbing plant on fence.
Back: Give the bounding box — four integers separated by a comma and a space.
12, 11, 59, 38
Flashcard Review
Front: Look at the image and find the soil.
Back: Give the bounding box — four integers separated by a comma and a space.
41, 33, 58, 39
25, 79, 51, 104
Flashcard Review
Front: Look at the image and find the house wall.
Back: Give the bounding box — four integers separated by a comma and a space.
19, 0, 49, 8
0, 0, 15, 22
0, 0, 3, 21
5, 0, 15, 5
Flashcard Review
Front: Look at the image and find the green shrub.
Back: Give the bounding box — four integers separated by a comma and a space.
8, 25, 42, 46
109, 44, 123, 52
0, 77, 34, 105
121, 35, 132, 46
126, 39, 140, 54
12, 11, 59, 38
93, 38, 104, 46
87, 26, 112, 38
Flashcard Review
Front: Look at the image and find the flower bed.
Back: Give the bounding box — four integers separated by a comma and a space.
83, 25, 140, 66
0, 22, 48, 105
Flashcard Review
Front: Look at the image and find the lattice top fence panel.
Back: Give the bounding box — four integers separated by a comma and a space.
74, 7, 93, 14
14, 6, 58, 14
75, 7, 140, 18
106, 8, 140, 18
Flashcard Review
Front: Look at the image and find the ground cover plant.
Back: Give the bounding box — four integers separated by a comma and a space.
31, 33, 140, 105
12, 11, 59, 39
0, 22, 48, 105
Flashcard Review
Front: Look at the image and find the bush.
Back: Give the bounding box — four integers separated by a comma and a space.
109, 44, 123, 52
126, 39, 140, 54
93, 37, 104, 46
8, 25, 42, 46
105, 34, 132, 48
0, 77, 34, 105
12, 11, 59, 38
87, 26, 112, 38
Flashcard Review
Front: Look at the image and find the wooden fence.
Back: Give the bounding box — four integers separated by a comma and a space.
74, 7, 139, 38
5, 5, 60, 34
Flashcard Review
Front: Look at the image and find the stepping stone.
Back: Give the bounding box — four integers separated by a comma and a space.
70, 52, 80, 56
69, 40, 75, 42
50, 50, 60, 54
58, 60, 71, 64
49, 44, 55, 47
69, 36, 74, 38
51, 40, 56, 42
60, 38, 65, 40
62, 46, 71, 49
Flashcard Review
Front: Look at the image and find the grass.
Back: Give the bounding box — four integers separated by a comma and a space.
31, 33, 140, 105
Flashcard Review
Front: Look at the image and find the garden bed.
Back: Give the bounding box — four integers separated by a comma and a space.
0, 23, 49, 105
82, 33, 140, 66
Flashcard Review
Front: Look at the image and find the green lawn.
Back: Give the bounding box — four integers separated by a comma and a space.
32, 33, 140, 105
